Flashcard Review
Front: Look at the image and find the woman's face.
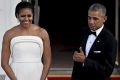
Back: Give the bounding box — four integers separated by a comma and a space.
17, 8, 33, 26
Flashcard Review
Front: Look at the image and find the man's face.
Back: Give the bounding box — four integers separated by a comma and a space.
88, 11, 107, 31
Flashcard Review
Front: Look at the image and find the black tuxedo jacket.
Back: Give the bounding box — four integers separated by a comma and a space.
72, 27, 117, 80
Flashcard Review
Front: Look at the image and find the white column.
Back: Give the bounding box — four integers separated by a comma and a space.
0, 0, 21, 75
34, 0, 40, 25
115, 0, 119, 65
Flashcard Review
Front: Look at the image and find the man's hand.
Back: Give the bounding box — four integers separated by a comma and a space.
73, 47, 86, 63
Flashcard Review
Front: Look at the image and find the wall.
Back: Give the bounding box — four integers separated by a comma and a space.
0, 0, 21, 74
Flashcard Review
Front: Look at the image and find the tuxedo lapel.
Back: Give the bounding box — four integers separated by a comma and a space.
81, 32, 89, 55
87, 27, 105, 56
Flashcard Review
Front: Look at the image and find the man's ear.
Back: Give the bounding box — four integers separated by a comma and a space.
103, 16, 107, 22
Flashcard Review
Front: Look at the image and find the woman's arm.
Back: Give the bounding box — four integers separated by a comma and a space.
40, 28, 51, 80
1, 31, 17, 80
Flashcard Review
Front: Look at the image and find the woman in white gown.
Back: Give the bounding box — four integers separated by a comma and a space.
1, 1, 51, 80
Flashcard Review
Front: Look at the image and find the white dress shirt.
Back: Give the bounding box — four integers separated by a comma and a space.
85, 25, 104, 57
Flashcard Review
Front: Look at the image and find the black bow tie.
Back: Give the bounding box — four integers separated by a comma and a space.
89, 31, 96, 36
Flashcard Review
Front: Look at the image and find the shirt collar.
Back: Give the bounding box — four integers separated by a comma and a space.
95, 25, 104, 36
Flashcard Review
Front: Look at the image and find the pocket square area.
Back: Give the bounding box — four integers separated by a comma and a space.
93, 51, 101, 53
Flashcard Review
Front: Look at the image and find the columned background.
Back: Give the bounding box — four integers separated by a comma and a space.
0, 0, 119, 76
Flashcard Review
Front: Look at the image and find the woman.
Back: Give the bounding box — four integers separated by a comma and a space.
1, 1, 51, 80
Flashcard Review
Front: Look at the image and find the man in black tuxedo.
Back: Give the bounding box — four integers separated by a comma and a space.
71, 3, 117, 80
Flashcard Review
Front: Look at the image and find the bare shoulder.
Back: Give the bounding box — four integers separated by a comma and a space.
3, 26, 19, 40
31, 24, 49, 40
40, 28, 48, 35
38, 27, 49, 40
31, 24, 41, 31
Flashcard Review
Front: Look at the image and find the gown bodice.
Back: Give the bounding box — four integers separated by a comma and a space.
5, 36, 45, 80
10, 36, 43, 63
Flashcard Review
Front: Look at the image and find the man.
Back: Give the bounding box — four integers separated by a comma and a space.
71, 3, 117, 80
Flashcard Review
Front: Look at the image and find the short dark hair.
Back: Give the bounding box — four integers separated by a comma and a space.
88, 3, 106, 16
15, 1, 33, 17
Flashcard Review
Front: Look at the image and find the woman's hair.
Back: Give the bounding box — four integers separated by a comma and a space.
15, 1, 33, 17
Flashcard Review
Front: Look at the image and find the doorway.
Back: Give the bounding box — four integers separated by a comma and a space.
24, 0, 118, 73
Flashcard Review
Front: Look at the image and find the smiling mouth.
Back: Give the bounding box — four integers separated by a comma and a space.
24, 22, 29, 23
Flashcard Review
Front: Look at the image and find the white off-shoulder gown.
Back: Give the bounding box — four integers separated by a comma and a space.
5, 36, 47, 80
